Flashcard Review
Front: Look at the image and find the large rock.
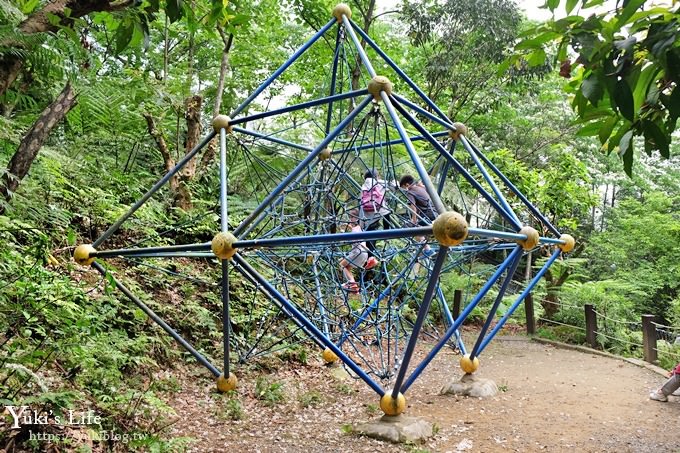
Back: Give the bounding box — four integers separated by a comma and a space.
440, 373, 498, 398
354, 415, 433, 443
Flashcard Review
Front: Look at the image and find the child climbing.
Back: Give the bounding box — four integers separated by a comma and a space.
649, 362, 680, 402
360, 169, 395, 269
399, 174, 437, 258
339, 210, 369, 293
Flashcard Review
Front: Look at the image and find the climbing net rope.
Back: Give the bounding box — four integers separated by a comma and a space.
70, 4, 575, 415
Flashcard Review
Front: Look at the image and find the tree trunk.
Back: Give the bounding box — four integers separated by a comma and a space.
0, 82, 77, 213
0, 0, 133, 98
174, 95, 202, 210
142, 112, 178, 193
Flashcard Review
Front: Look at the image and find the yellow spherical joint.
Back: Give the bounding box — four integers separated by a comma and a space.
211, 231, 238, 260
517, 226, 539, 251
322, 347, 338, 364
558, 233, 575, 253
212, 115, 233, 133
216, 372, 238, 392
448, 122, 468, 141
460, 354, 480, 374
73, 244, 96, 266
367, 76, 393, 100
380, 391, 406, 416
332, 3, 351, 22
432, 211, 468, 247
318, 147, 332, 161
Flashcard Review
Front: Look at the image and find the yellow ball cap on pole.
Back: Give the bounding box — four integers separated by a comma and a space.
73, 244, 96, 266
432, 211, 468, 247
211, 232, 238, 260
517, 226, 539, 251
216, 372, 238, 392
380, 391, 406, 416
460, 354, 479, 373
558, 233, 575, 253
332, 3, 351, 22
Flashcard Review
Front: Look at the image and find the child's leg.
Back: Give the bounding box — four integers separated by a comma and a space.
339, 258, 355, 282
661, 373, 680, 396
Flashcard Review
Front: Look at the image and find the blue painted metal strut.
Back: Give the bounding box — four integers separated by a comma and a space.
459, 138, 521, 227
478, 248, 561, 353
469, 246, 524, 359
230, 89, 368, 127
235, 226, 432, 249
233, 255, 385, 396
230, 18, 336, 117
221, 260, 230, 375
232, 127, 313, 152
391, 247, 449, 398
341, 15, 376, 78
400, 247, 523, 392
233, 95, 374, 238
333, 131, 450, 154
219, 127, 229, 232
326, 25, 342, 135
350, 21, 451, 124
380, 91, 447, 214
465, 138, 561, 237
92, 262, 221, 377
388, 97, 523, 230
391, 94, 454, 131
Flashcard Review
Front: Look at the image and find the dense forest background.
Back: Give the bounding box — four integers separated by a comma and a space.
0, 0, 678, 450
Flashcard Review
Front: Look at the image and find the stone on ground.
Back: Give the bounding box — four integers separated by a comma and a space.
354, 415, 433, 443
440, 373, 498, 398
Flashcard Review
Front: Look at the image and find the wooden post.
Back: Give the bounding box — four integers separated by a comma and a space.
453, 289, 462, 320
642, 314, 658, 364
584, 304, 597, 348
525, 293, 535, 335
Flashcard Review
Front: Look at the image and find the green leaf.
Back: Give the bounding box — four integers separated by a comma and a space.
666, 49, 680, 84
576, 120, 604, 137
67, 229, 76, 246
668, 84, 680, 122
115, 21, 134, 54
544, 0, 560, 12
613, 79, 635, 122
632, 65, 660, 112
527, 48, 547, 67
565, 0, 579, 14
614, 0, 646, 30
618, 130, 634, 176
581, 75, 603, 105
165, 0, 183, 23
599, 115, 618, 144
642, 120, 669, 158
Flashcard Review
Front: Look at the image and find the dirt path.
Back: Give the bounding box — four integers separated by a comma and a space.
166, 337, 680, 452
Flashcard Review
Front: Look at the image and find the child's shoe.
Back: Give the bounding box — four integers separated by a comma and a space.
650, 389, 668, 402
341, 282, 359, 293
365, 257, 379, 270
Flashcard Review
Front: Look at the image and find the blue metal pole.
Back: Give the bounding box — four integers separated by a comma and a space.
326, 25, 342, 135
391, 94, 454, 130
380, 92, 446, 214
343, 130, 450, 154
459, 137, 521, 227
231, 89, 368, 126
350, 22, 451, 124
219, 127, 228, 232
469, 246, 524, 359
233, 95, 373, 237
230, 18, 337, 117
93, 131, 216, 248
221, 260, 230, 375
92, 262, 221, 377
400, 247, 523, 392
311, 260, 330, 338
234, 226, 432, 249
233, 254, 385, 396
436, 286, 454, 328
91, 242, 211, 258
341, 15, 376, 78
391, 247, 448, 398
466, 138, 561, 237
436, 141, 455, 195
337, 285, 392, 348
389, 98, 522, 230
478, 248, 561, 353
231, 126, 313, 152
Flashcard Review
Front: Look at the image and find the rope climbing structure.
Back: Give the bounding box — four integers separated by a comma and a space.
71, 3, 576, 416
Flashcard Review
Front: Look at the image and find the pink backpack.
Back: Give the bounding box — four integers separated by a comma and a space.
361, 185, 384, 212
